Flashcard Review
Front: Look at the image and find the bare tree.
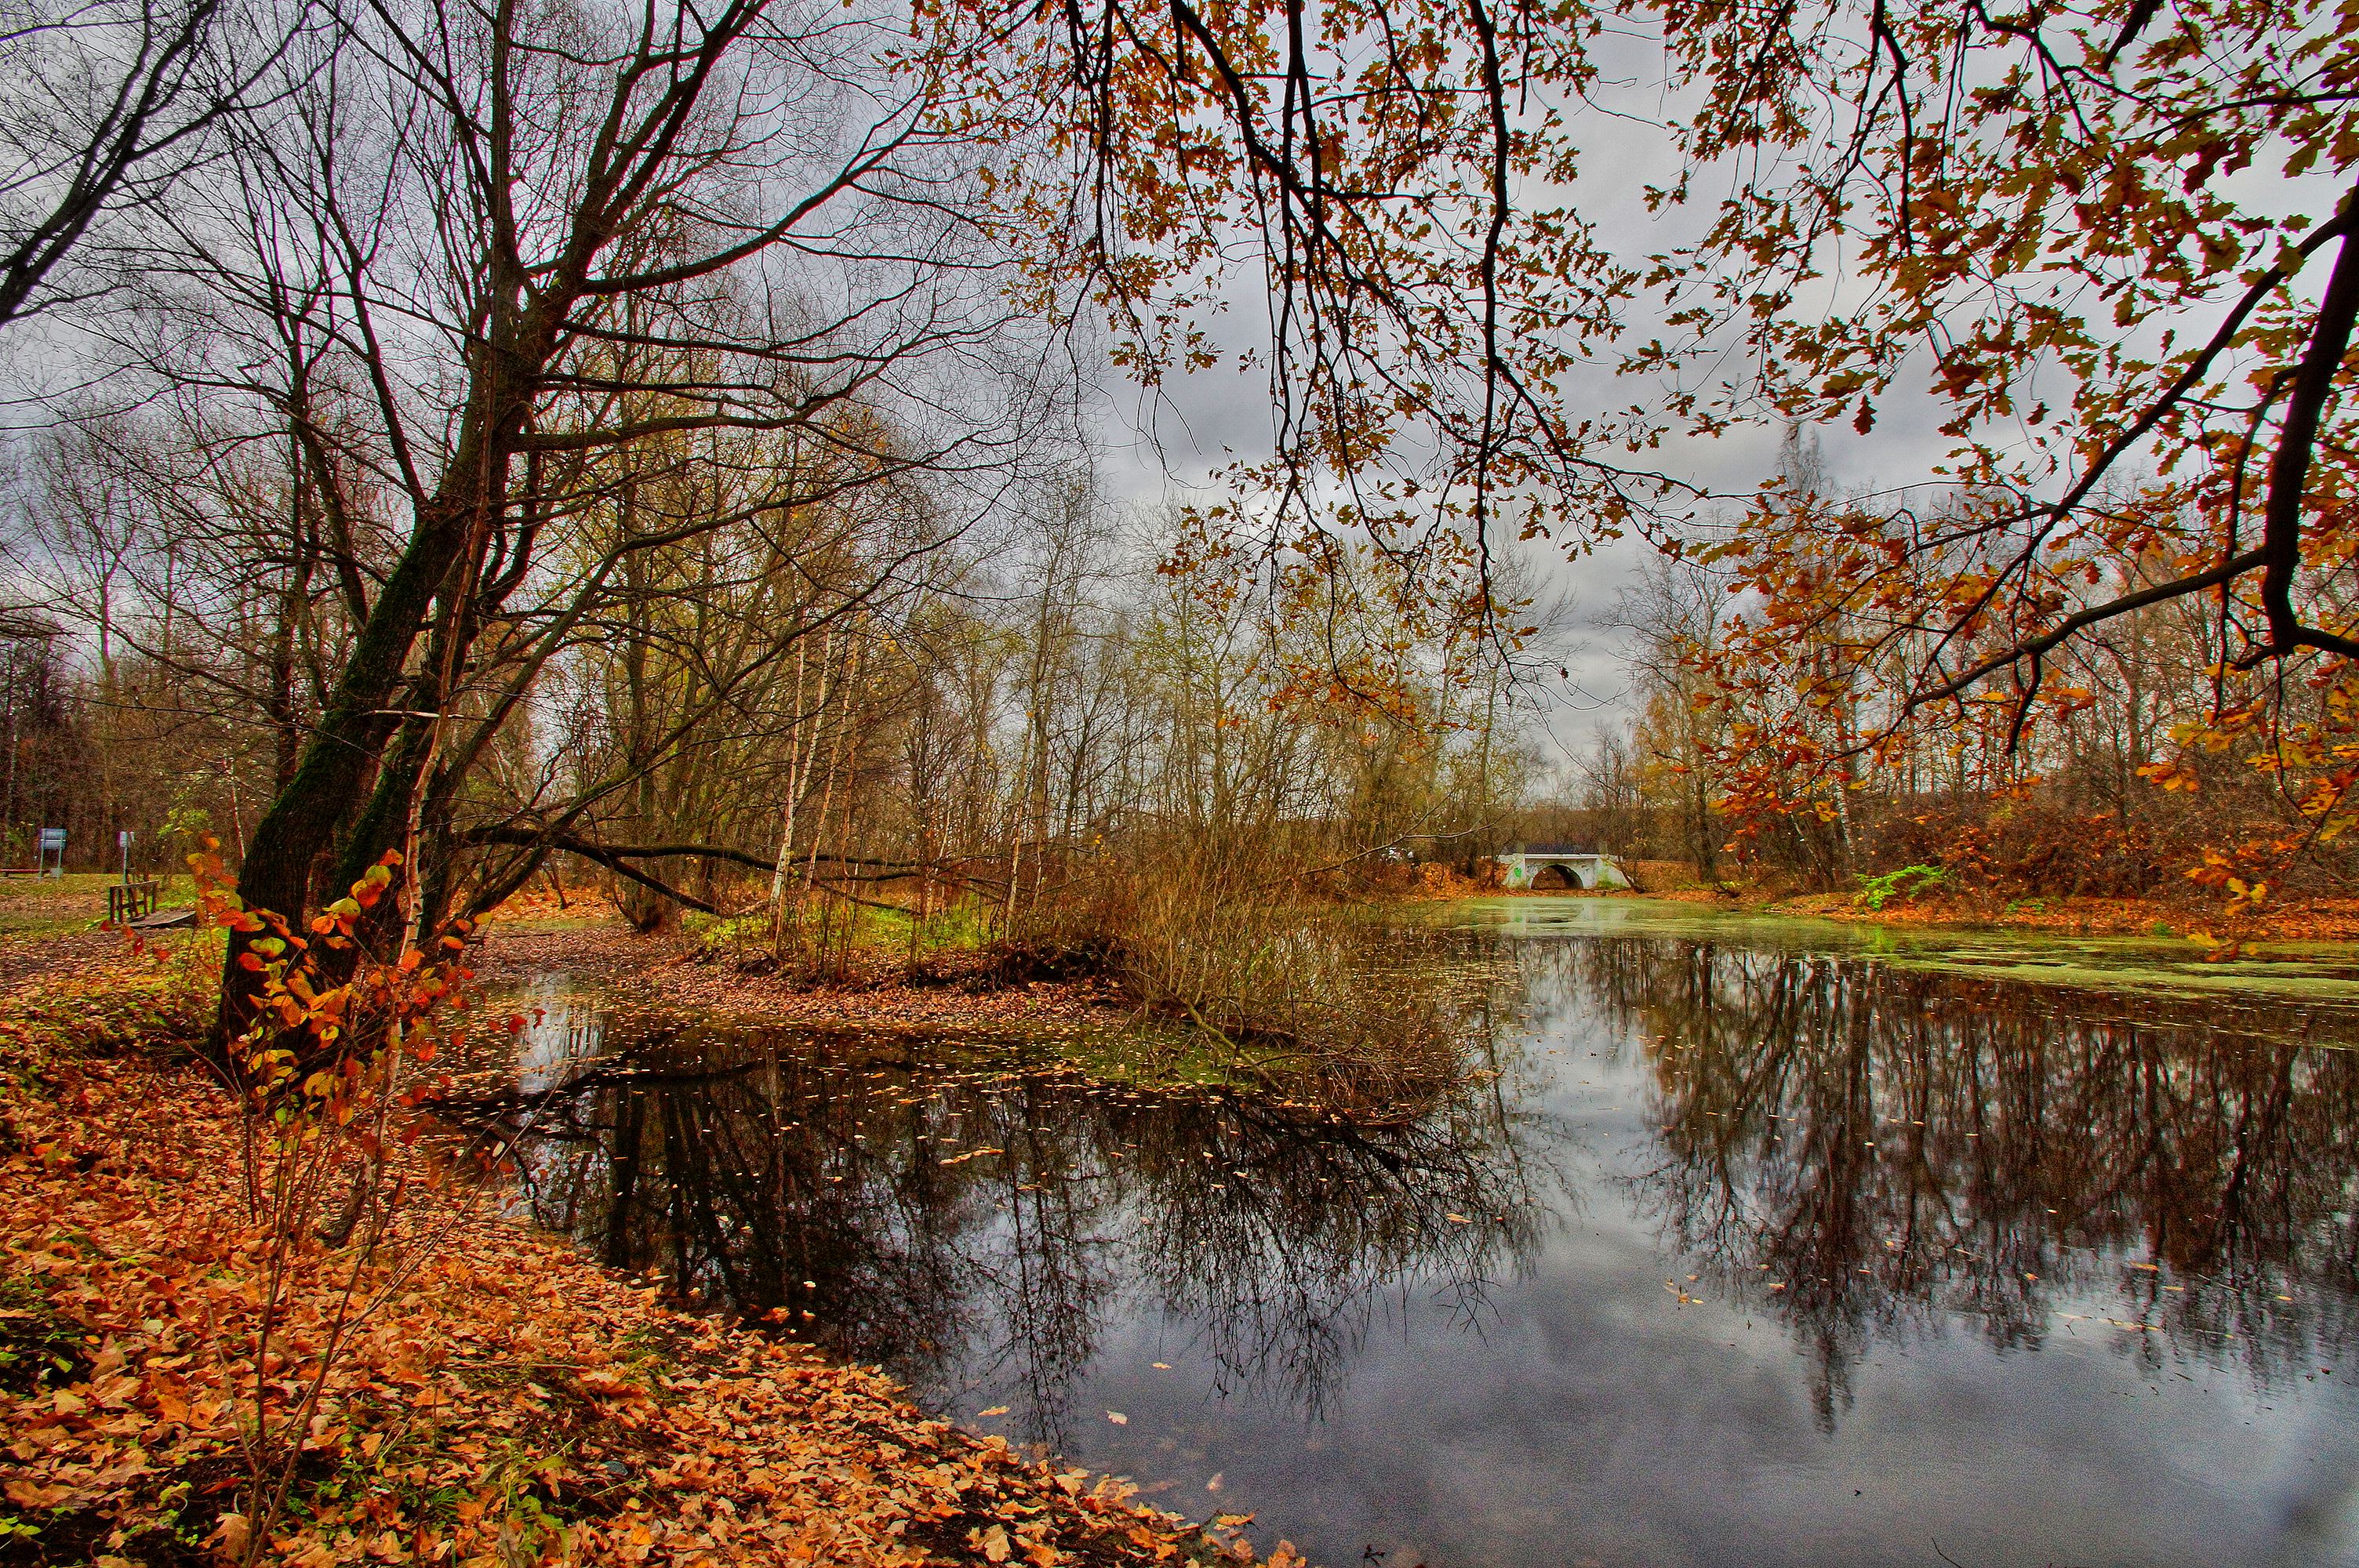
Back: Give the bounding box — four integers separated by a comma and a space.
0, 0, 282, 327
67, 0, 1068, 1033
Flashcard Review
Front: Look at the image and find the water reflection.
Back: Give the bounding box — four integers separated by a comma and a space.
1548, 938, 2359, 1425
446, 1019, 1554, 1446
457, 930, 2359, 1567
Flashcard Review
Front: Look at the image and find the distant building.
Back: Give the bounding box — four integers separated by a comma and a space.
1497, 843, 1630, 891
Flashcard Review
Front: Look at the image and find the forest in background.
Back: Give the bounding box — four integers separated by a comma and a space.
1560, 430, 2359, 906
30, 387, 2359, 922
0, 435, 1531, 943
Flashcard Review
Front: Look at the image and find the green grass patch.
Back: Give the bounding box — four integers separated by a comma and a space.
1034, 1017, 1262, 1094
688, 893, 1003, 965
0, 873, 201, 944
1853, 864, 1946, 910
0, 872, 198, 905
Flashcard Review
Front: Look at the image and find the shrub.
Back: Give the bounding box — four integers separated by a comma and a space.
1852, 864, 1946, 910
1056, 833, 1499, 1119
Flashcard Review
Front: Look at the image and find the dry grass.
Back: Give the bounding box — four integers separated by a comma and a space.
1058, 842, 1500, 1121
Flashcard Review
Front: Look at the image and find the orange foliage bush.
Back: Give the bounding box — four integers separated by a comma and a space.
1864, 800, 2173, 901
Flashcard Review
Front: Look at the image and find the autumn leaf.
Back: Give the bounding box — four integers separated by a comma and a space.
0, 958, 1274, 1568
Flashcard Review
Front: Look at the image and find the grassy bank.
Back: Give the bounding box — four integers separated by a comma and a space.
1765, 886, 2359, 942
480, 883, 1503, 1124
0, 939, 1285, 1568
1453, 893, 2359, 1020
1521, 860, 2359, 943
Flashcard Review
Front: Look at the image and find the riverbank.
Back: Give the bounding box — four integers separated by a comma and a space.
475, 914, 1132, 1038
471, 907, 1490, 1121
1532, 882, 2359, 942
1792, 888, 2359, 940
0, 942, 1284, 1568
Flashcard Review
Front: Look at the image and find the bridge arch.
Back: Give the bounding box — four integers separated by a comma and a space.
1499, 847, 1630, 891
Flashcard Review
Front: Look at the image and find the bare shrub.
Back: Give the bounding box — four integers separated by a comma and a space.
1074, 834, 1499, 1120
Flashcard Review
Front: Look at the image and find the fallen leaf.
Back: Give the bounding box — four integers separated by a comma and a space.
209, 1514, 251, 1559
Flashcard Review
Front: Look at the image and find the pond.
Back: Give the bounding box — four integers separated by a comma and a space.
464, 902, 2359, 1567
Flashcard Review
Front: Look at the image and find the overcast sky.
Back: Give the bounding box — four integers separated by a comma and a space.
1067, 27, 1996, 783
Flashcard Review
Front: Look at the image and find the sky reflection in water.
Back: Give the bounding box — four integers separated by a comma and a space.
473, 927, 2359, 1568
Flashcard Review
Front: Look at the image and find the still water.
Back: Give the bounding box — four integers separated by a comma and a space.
469, 906, 2359, 1567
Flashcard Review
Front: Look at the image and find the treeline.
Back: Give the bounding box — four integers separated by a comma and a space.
0, 624, 238, 877
2, 0, 2354, 939
2, 432, 1529, 927
1561, 436, 2359, 903
0, 0, 1569, 1069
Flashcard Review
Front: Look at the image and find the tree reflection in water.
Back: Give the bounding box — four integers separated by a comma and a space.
450, 935, 2359, 1472
444, 1015, 1556, 1448
1549, 938, 2359, 1428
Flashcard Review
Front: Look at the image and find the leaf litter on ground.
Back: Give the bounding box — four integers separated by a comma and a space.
0, 938, 1289, 1567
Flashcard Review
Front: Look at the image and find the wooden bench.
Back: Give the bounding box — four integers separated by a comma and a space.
107, 880, 162, 924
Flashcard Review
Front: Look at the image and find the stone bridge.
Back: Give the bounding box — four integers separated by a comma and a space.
1498, 844, 1631, 891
